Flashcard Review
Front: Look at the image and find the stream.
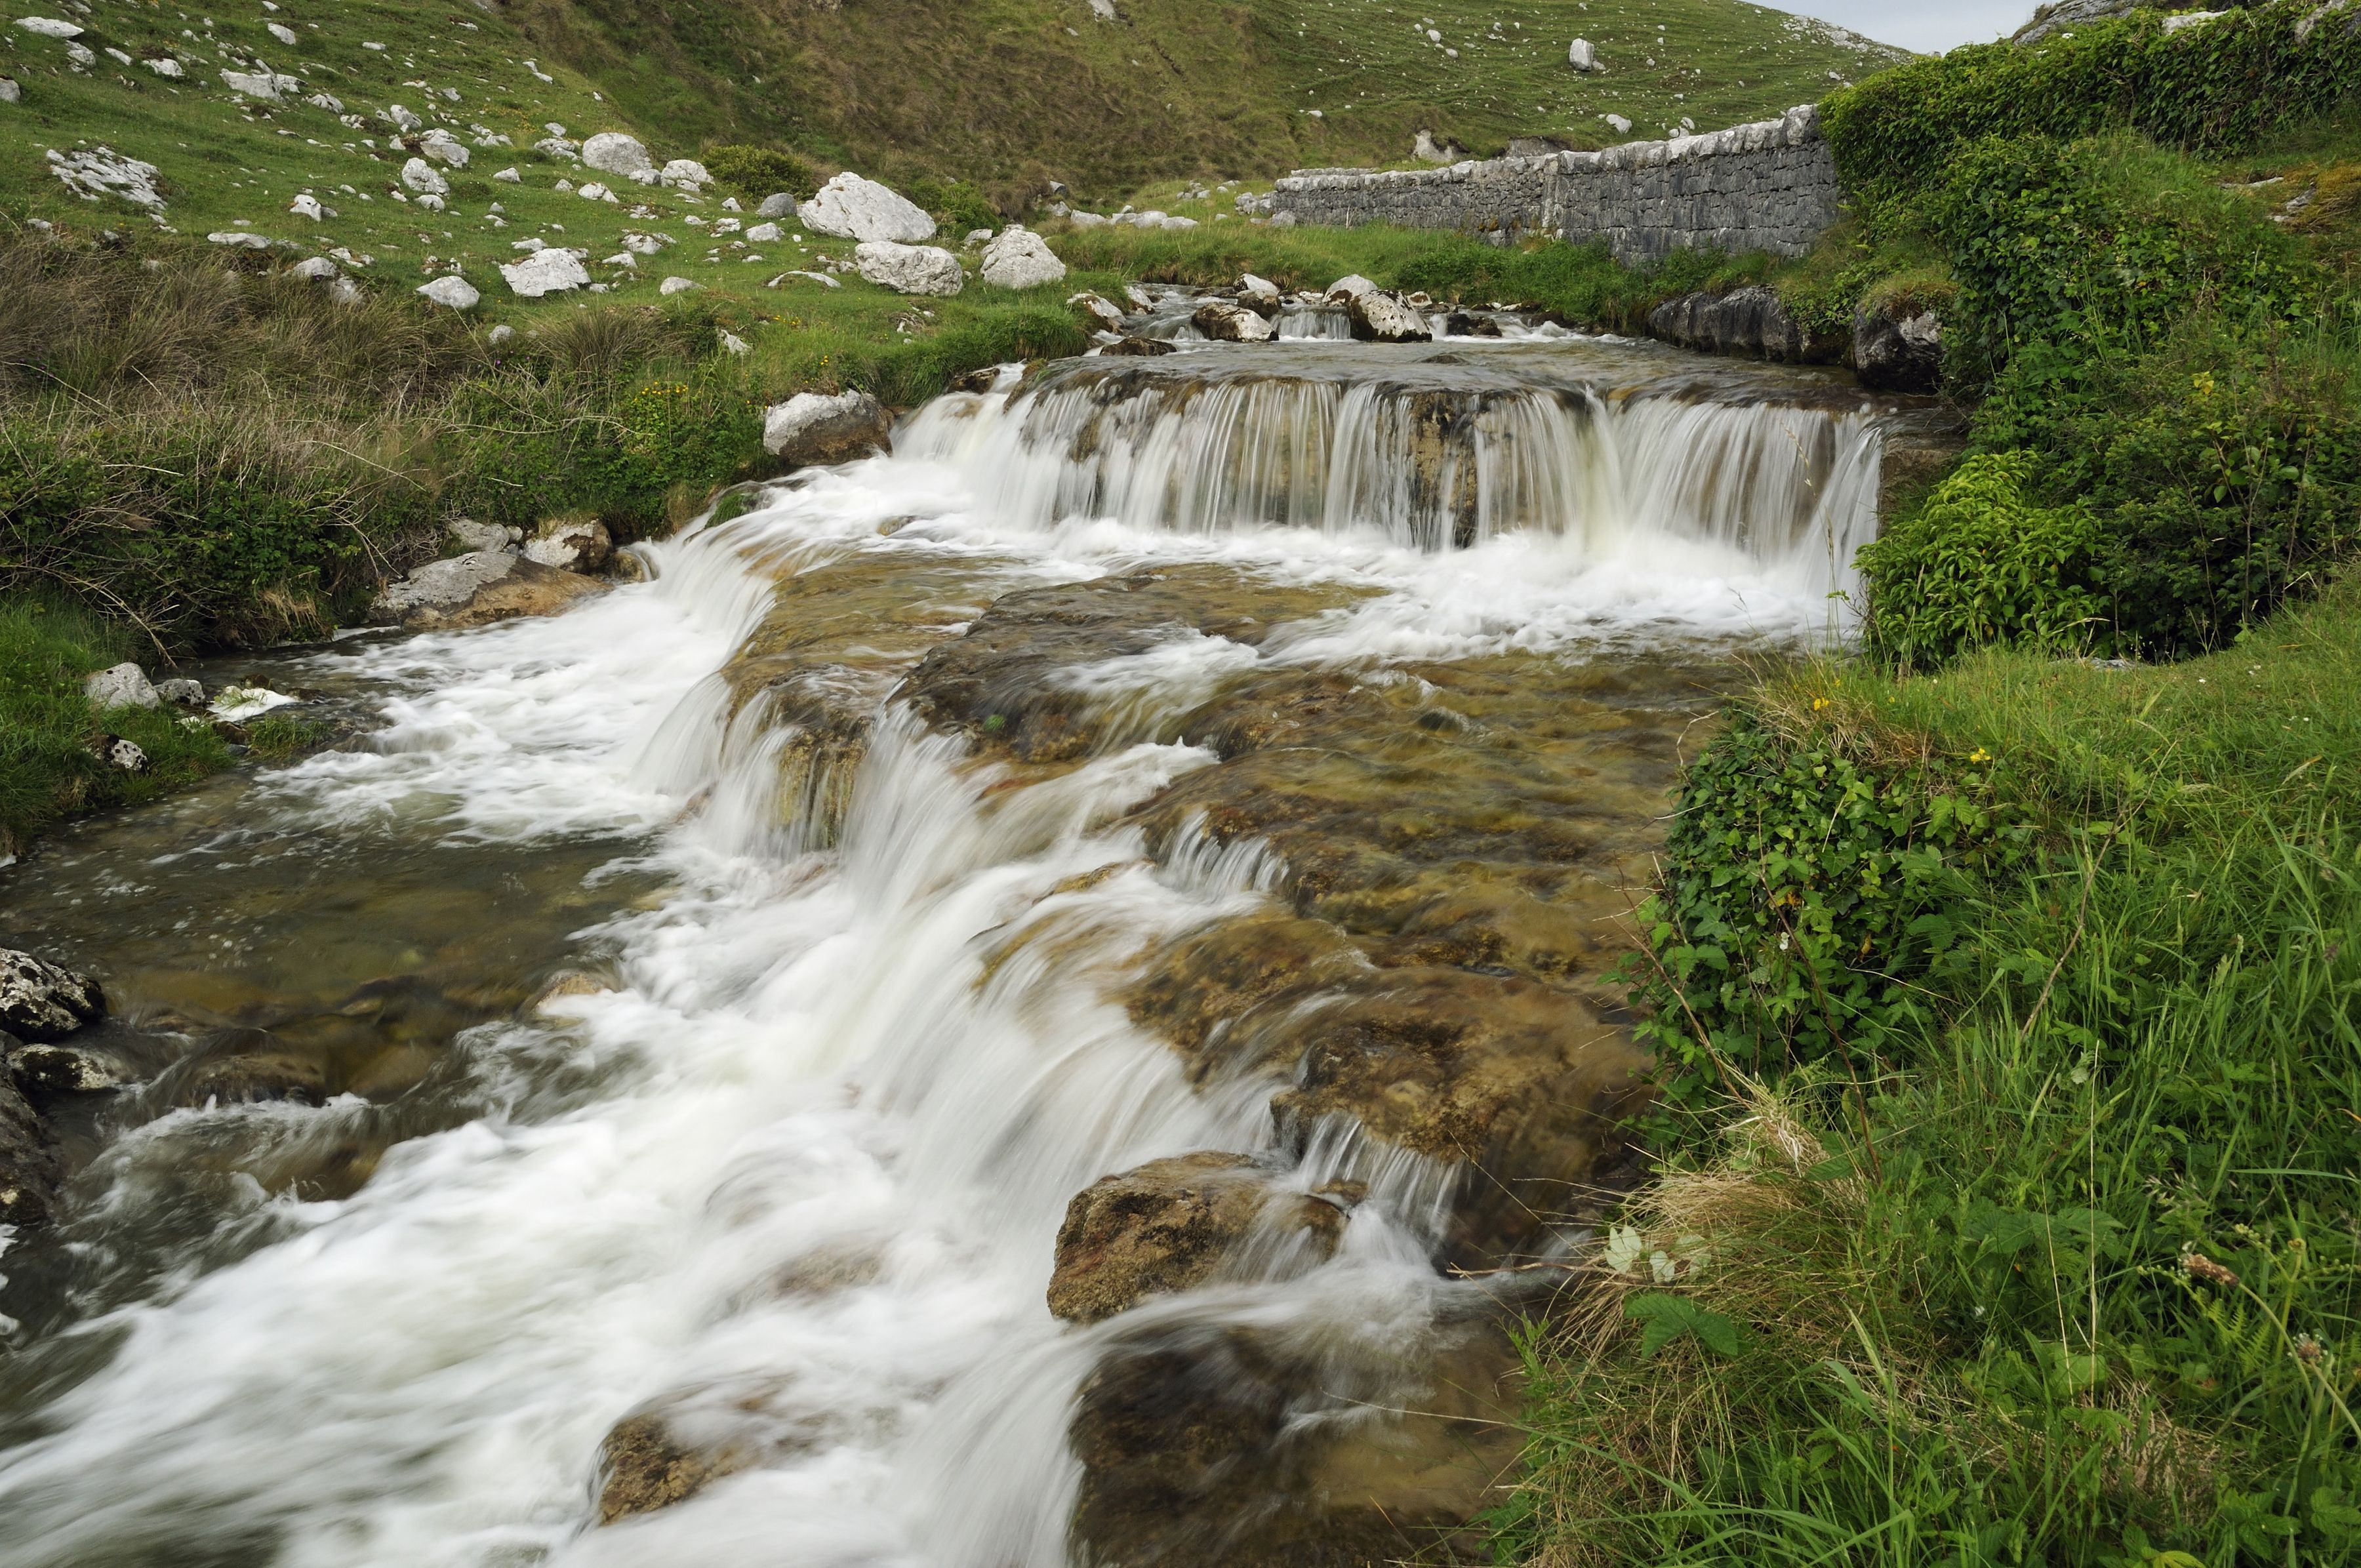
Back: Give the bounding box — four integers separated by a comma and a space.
0, 318, 1949, 1567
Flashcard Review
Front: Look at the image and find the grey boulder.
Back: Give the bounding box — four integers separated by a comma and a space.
0, 949, 106, 1041
84, 662, 158, 710
523, 515, 613, 573
853, 240, 964, 296
1346, 288, 1432, 344
1192, 299, 1276, 342
761, 391, 893, 467
1853, 302, 1944, 394
978, 226, 1066, 290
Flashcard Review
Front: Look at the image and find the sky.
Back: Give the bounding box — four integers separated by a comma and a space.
1759, 0, 2043, 54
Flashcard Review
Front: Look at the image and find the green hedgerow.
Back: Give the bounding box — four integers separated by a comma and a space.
1859, 452, 2110, 669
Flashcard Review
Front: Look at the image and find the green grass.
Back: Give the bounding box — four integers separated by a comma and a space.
0, 592, 228, 855
1499, 582, 2361, 1567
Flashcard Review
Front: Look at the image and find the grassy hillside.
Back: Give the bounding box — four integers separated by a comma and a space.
0, 0, 1905, 256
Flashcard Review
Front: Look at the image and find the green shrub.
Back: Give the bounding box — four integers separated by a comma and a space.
899, 176, 1001, 236
1632, 710, 2019, 1108
1860, 452, 2110, 668
700, 144, 815, 203
1823, 7, 2361, 207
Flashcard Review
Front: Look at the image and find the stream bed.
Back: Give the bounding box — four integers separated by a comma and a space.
0, 325, 1952, 1568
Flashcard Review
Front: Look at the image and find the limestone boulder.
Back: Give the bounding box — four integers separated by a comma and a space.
978, 225, 1066, 289
399, 157, 448, 196
416, 275, 481, 310
761, 390, 892, 467
1235, 273, 1282, 317
523, 515, 612, 573
580, 132, 654, 179
371, 551, 608, 631
500, 248, 589, 298
1853, 302, 1945, 394
853, 240, 964, 296
756, 191, 797, 218
1648, 287, 1844, 364
0, 950, 106, 1041
660, 158, 712, 190
1323, 273, 1377, 301
1099, 336, 1176, 357
1346, 288, 1432, 344
1192, 299, 1276, 343
84, 662, 158, 710
1567, 37, 1598, 71
1049, 1152, 1342, 1324
797, 172, 936, 243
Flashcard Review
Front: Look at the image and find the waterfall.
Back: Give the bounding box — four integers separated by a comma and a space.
0, 331, 1909, 1568
900, 358, 1883, 608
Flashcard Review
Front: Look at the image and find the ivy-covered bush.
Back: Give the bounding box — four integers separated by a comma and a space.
1859, 453, 2109, 668
1633, 713, 2018, 1103
1823, 6, 2361, 205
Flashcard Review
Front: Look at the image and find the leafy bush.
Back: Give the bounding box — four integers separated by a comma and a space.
1632, 710, 2018, 1106
1823, 7, 2361, 206
897, 176, 1001, 236
1860, 452, 2109, 667
700, 144, 814, 203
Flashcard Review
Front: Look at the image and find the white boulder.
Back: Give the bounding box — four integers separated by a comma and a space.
220, 68, 296, 100
1568, 38, 1598, 71
268, 20, 297, 45
0, 948, 106, 1041
84, 662, 157, 710
1068, 291, 1127, 332
660, 158, 712, 188
1237, 273, 1282, 314
143, 56, 182, 78
384, 103, 422, 132
500, 248, 589, 297
757, 191, 797, 218
1324, 274, 1378, 300
523, 515, 611, 573
207, 230, 273, 249
420, 130, 470, 167
979, 225, 1065, 289
853, 240, 964, 296
13, 16, 83, 37
745, 221, 782, 243
400, 157, 449, 195
287, 256, 339, 281
579, 182, 618, 203
658, 275, 700, 295
762, 390, 892, 466
0, 75, 17, 102
1193, 299, 1275, 342
417, 275, 481, 310
1346, 288, 1432, 344
494, 165, 522, 182
289, 192, 322, 220
797, 172, 935, 243
581, 132, 653, 178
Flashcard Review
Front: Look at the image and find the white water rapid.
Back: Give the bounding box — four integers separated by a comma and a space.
0, 336, 1913, 1568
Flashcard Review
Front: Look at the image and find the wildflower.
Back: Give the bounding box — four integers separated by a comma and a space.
2183, 1251, 2238, 1288
2294, 1333, 2325, 1365
1811, 696, 1829, 712
1968, 747, 1992, 764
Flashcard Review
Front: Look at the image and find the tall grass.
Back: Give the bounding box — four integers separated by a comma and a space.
1501, 582, 2361, 1565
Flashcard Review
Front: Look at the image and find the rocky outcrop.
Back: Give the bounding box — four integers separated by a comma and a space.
1852, 302, 1945, 393
1192, 299, 1276, 342
1346, 288, 1432, 343
0, 949, 106, 1041
978, 226, 1066, 289
371, 552, 608, 632
853, 241, 965, 296
761, 390, 893, 467
1047, 1153, 1343, 1324
1647, 286, 1845, 363
1274, 106, 1840, 265
797, 172, 936, 243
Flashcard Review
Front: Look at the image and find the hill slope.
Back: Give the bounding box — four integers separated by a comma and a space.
0, 0, 1906, 251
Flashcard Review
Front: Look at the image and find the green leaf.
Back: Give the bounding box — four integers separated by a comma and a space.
1624, 1293, 1745, 1359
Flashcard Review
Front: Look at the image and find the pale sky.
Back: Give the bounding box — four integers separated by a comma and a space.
1760, 1, 2042, 54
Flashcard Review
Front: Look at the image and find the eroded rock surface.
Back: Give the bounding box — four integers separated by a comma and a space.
597, 1413, 746, 1524
0, 948, 106, 1041
1049, 1152, 1343, 1324
0, 1072, 63, 1227
371, 551, 607, 631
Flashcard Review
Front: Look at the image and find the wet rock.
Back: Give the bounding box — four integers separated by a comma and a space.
1647, 287, 1845, 364
0, 948, 106, 1041
1442, 310, 1502, 338
853, 239, 965, 296
1323, 273, 1378, 302
597, 1412, 749, 1523
10, 1041, 126, 1095
762, 390, 892, 467
1346, 288, 1432, 344
796, 172, 936, 243
1099, 336, 1176, 356
523, 514, 612, 574
83, 662, 159, 710
1049, 1152, 1342, 1324
1853, 301, 1944, 393
1235, 272, 1283, 317
0, 1072, 64, 1228
531, 970, 611, 1013
978, 225, 1066, 289
371, 550, 608, 632
1068, 290, 1127, 333
1192, 299, 1276, 343
174, 1053, 329, 1108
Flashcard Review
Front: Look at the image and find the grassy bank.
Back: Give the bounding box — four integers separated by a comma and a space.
1495, 11, 2361, 1563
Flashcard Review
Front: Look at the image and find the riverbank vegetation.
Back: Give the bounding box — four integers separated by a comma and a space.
1495, 9, 2361, 1563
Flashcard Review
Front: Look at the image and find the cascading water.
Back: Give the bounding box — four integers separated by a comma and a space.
0, 328, 1943, 1568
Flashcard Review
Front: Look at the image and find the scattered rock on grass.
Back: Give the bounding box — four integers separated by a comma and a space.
416, 275, 481, 310
582, 132, 654, 178
399, 157, 449, 196
797, 172, 936, 243
155, 678, 205, 706
979, 225, 1066, 289
757, 191, 797, 218
500, 248, 589, 298
49, 146, 164, 207
84, 662, 159, 710
96, 736, 146, 772
853, 240, 963, 296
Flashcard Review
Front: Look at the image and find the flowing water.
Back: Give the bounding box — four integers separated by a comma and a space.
0, 327, 1948, 1567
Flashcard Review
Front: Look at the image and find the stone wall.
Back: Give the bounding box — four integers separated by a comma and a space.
1270, 106, 1842, 265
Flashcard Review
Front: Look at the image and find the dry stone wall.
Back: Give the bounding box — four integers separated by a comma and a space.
1272, 106, 1842, 265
